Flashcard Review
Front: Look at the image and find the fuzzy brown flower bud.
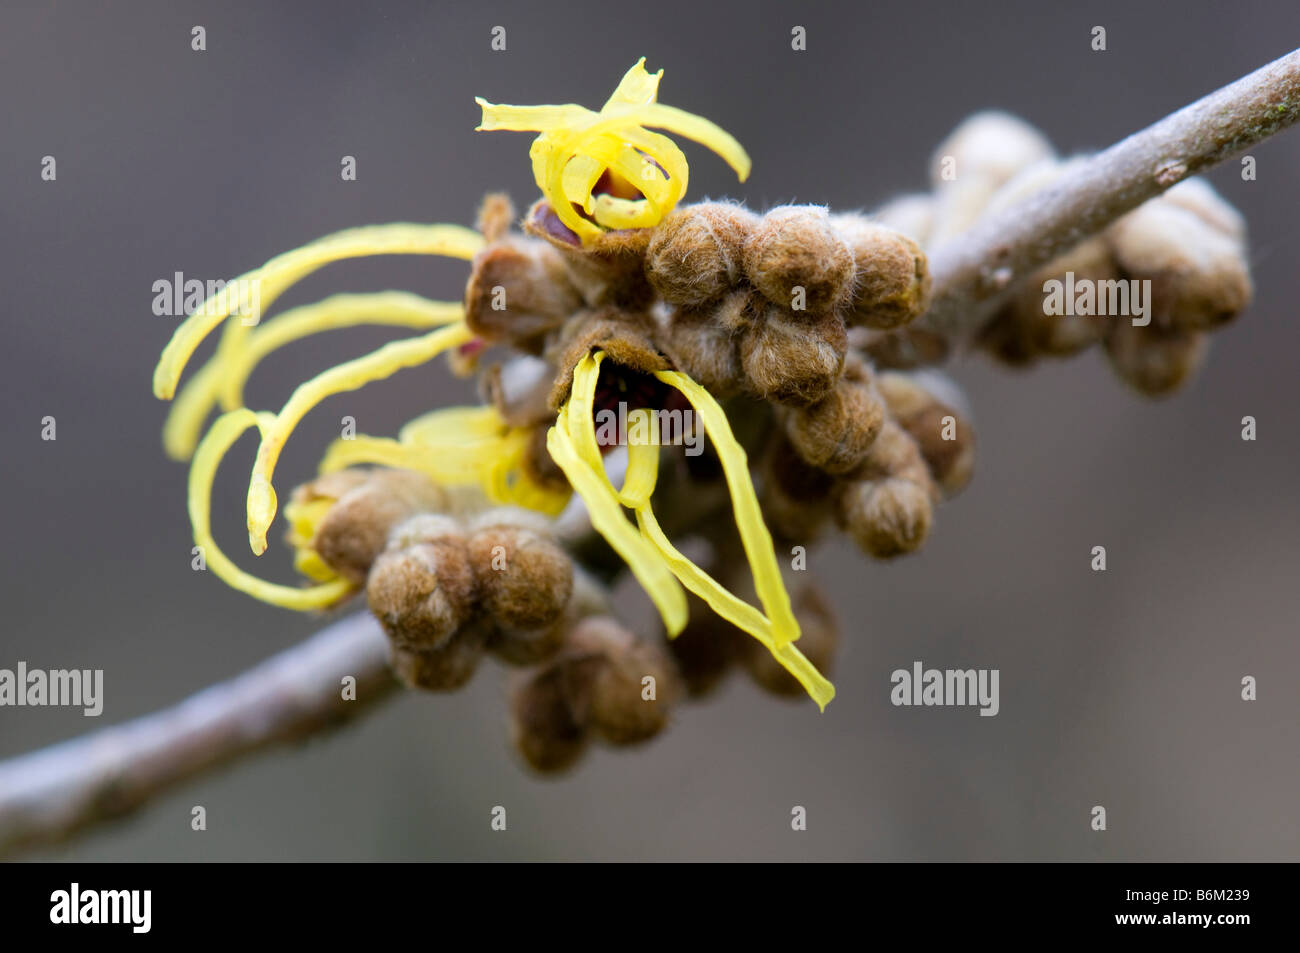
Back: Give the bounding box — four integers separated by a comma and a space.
1106, 185, 1252, 332
660, 291, 753, 395
876, 371, 976, 497
389, 622, 488, 692
464, 237, 582, 352
859, 325, 951, 369
927, 113, 1056, 246
645, 201, 757, 306
742, 205, 856, 313
977, 236, 1115, 364
466, 512, 574, 632
832, 215, 931, 329
1101, 322, 1208, 397
366, 514, 475, 649
740, 306, 847, 405
836, 421, 935, 558
783, 355, 885, 475
509, 664, 590, 773
310, 469, 449, 584
838, 476, 933, 558
567, 617, 678, 746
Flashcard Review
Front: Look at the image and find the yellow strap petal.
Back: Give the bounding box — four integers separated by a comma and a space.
162, 360, 223, 462
399, 404, 505, 445
162, 292, 463, 461
189, 409, 353, 610
655, 369, 799, 648
566, 351, 607, 471
218, 292, 463, 412
475, 100, 592, 132
318, 435, 456, 478
476, 63, 749, 243
618, 409, 660, 509
246, 322, 473, 555
602, 57, 663, 109
578, 103, 751, 182
635, 504, 834, 710
485, 427, 571, 516
154, 223, 482, 402
547, 408, 687, 635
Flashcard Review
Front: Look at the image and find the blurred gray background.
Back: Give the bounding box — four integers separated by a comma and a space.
2, 0, 1298, 861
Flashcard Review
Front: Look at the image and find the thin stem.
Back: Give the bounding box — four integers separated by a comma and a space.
0, 613, 394, 856
923, 47, 1300, 337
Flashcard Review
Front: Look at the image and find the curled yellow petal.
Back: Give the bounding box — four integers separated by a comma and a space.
567, 351, 607, 471
635, 504, 834, 710
163, 292, 463, 461
618, 410, 660, 509
655, 369, 799, 648
546, 406, 687, 634
189, 409, 354, 610
319, 409, 570, 517
153, 223, 483, 402
603, 56, 663, 108
475, 60, 749, 243
318, 435, 451, 478
283, 495, 340, 583
246, 322, 474, 555
217, 292, 463, 413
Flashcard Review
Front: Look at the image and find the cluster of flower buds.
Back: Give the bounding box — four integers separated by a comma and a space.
460, 192, 973, 569
510, 615, 680, 772
287, 466, 685, 772
869, 112, 1253, 395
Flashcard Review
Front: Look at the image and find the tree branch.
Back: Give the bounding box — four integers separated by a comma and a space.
3, 47, 1299, 858
0, 612, 395, 857
923, 47, 1300, 337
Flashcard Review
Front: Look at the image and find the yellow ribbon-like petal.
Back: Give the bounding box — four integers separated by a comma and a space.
546, 405, 688, 634
319, 407, 571, 517
476, 58, 750, 242
163, 292, 464, 461
655, 369, 800, 648
548, 349, 832, 707
189, 409, 354, 610
154, 223, 483, 403
246, 322, 474, 555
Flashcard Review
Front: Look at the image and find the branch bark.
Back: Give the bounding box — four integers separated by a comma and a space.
0, 612, 395, 857
2, 47, 1298, 858
923, 47, 1300, 337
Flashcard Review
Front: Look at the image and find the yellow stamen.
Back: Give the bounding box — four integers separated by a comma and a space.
476, 58, 750, 242
189, 409, 354, 610
246, 322, 474, 555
